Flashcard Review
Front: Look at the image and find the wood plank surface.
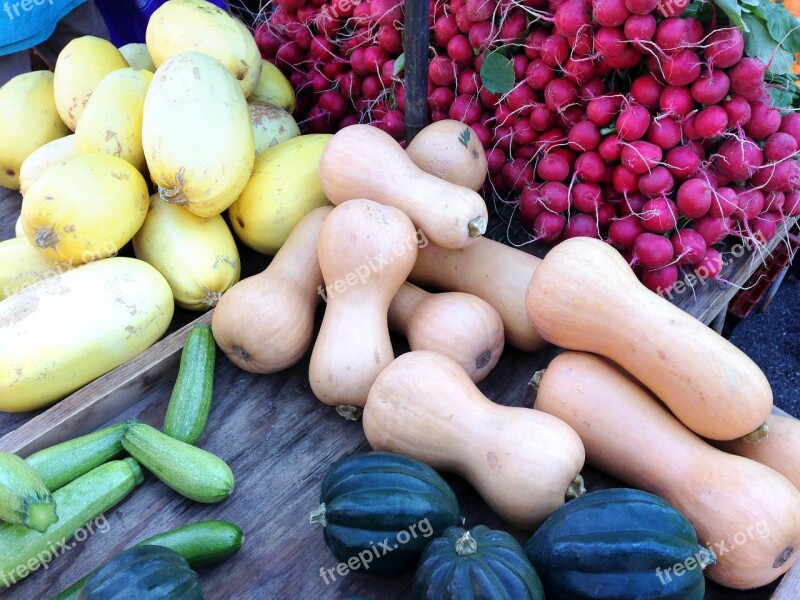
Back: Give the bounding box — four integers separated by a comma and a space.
1, 184, 796, 599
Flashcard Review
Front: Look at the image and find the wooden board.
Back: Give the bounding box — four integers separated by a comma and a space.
1, 186, 797, 599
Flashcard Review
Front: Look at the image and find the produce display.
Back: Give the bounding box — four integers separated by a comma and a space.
0, 0, 799, 597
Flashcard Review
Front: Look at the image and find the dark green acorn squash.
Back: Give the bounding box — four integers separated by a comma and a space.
525, 488, 715, 600
413, 525, 545, 600
310, 451, 460, 574
77, 545, 203, 600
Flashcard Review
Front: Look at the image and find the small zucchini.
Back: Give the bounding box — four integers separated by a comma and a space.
0, 458, 143, 586
53, 520, 244, 600
122, 423, 234, 503
25, 421, 132, 492
163, 324, 216, 445
0, 452, 57, 532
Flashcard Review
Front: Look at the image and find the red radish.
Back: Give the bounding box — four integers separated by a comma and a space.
306, 103, 335, 133
571, 182, 603, 214
749, 212, 781, 243
744, 102, 781, 140
539, 181, 571, 212
524, 28, 548, 60
691, 70, 730, 105
729, 58, 767, 96
642, 265, 679, 294
309, 36, 335, 62
318, 90, 348, 119
380, 60, 396, 85
564, 214, 600, 238
764, 132, 798, 162
736, 188, 766, 221
479, 87, 501, 107
586, 96, 620, 126
533, 211, 567, 242
466, 0, 497, 22
595, 27, 627, 58
512, 55, 530, 81
554, 0, 591, 37
516, 144, 538, 162
447, 34, 474, 67
434, 14, 459, 47
691, 248, 723, 278
322, 60, 348, 80
364, 46, 389, 72
633, 233, 674, 269
457, 69, 480, 96
578, 77, 607, 101
704, 27, 744, 68
360, 75, 383, 101
513, 118, 539, 145
624, 0, 658, 14
537, 153, 571, 181
715, 137, 763, 182
623, 13, 656, 48
525, 59, 556, 91
370, 0, 403, 25
708, 186, 739, 218
593, 0, 631, 27
597, 203, 616, 226
640, 197, 678, 233
500, 8, 530, 41
502, 158, 534, 190
486, 147, 506, 173
429, 86, 455, 112
544, 79, 578, 112
609, 214, 646, 248
646, 117, 681, 150
764, 191, 785, 212
563, 58, 596, 86
570, 30, 594, 56
377, 26, 403, 54
695, 106, 728, 138
455, 7, 473, 33
520, 195, 545, 229
638, 166, 674, 197
449, 94, 482, 124
599, 135, 624, 162
529, 104, 557, 131
540, 35, 570, 68
784, 189, 800, 216
552, 146, 577, 167
617, 104, 651, 141
681, 114, 700, 140
750, 159, 795, 192
275, 41, 304, 69
684, 18, 704, 43
654, 18, 689, 53
469, 20, 498, 52
559, 105, 585, 129
255, 25, 283, 57
380, 109, 405, 140
339, 114, 360, 129
676, 178, 713, 218
721, 95, 751, 129
630, 74, 664, 110
495, 103, 515, 126
671, 229, 707, 264
507, 84, 538, 116
621, 140, 663, 174
691, 215, 732, 245
620, 192, 647, 215
574, 151, 607, 182
429, 55, 457, 86
534, 128, 563, 153
663, 50, 701, 86
659, 86, 694, 118
779, 112, 800, 146
603, 46, 643, 70
612, 164, 640, 193
568, 121, 601, 151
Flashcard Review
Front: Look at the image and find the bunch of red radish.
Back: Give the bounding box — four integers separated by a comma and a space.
254, 0, 800, 293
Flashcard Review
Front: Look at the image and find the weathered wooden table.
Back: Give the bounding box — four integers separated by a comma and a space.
1, 187, 797, 599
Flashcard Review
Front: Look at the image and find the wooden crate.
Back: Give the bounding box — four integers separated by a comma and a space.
1, 188, 798, 599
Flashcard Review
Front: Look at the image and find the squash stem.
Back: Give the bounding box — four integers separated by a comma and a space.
696, 545, 717, 569
565, 475, 586, 501
468, 216, 487, 237
738, 422, 769, 444
309, 503, 327, 527
158, 184, 188, 205
528, 369, 545, 392
25, 502, 58, 533
455, 531, 478, 556
335, 405, 363, 421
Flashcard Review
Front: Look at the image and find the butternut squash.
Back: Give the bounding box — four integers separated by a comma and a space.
53, 36, 129, 131
146, 0, 262, 97
525, 237, 772, 441
310, 199, 418, 410
142, 51, 254, 218
405, 120, 488, 191
410, 237, 546, 352
0, 71, 70, 190
133, 195, 240, 311
388, 283, 504, 382
364, 350, 586, 530
715, 414, 800, 491
18, 134, 76, 196
534, 351, 800, 589
212, 206, 332, 373
318, 124, 488, 249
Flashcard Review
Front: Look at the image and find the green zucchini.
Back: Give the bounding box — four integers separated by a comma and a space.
25, 421, 132, 492
53, 520, 244, 600
163, 324, 216, 445
0, 458, 143, 588
122, 423, 234, 503
0, 452, 57, 532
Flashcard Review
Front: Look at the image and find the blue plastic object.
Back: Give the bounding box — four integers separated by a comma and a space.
95, 0, 229, 47
0, 0, 87, 57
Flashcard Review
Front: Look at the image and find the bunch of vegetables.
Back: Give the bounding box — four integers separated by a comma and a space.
253, 0, 800, 292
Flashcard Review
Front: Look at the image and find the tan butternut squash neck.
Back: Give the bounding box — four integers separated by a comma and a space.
387, 282, 428, 335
